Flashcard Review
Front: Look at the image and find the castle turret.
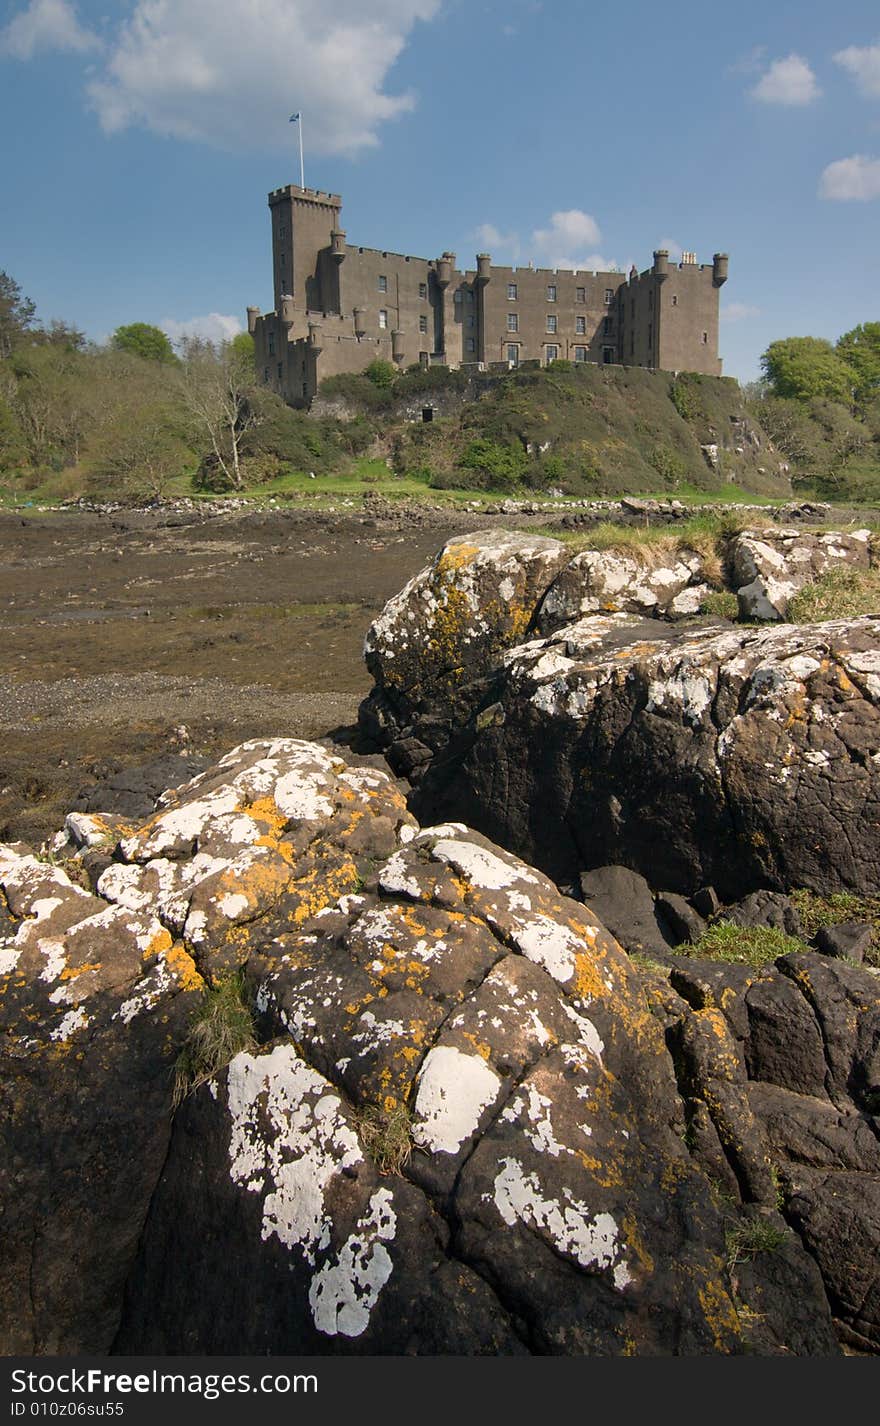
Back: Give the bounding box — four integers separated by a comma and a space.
353, 306, 366, 338
391, 329, 406, 364
280, 294, 295, 328
713, 253, 729, 288
653, 250, 669, 282
436, 252, 455, 288
331, 228, 346, 262
476, 253, 491, 285
246, 306, 261, 335
308, 321, 322, 351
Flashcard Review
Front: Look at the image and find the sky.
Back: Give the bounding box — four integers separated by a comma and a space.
1, 0, 878, 382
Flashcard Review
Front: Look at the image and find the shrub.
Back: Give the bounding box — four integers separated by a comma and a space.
700, 590, 740, 620
458, 437, 526, 489
364, 359, 397, 389
173, 969, 257, 1104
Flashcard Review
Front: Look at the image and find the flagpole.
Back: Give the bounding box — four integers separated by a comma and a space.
299, 114, 304, 188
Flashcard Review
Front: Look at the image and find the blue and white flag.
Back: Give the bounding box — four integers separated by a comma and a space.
289, 112, 300, 123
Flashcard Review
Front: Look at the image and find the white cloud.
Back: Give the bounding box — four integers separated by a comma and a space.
658, 237, 684, 262
819, 153, 880, 200
161, 313, 243, 348
2, 0, 442, 155
531, 210, 615, 269
0, 0, 99, 59
751, 54, 820, 106
721, 303, 761, 323
834, 40, 880, 98
473, 222, 521, 258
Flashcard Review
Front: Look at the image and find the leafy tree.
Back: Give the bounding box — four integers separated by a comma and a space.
111, 322, 177, 364
229, 331, 255, 363
183, 343, 259, 489
836, 323, 880, 406
761, 337, 857, 405
30, 320, 87, 352
0, 271, 37, 358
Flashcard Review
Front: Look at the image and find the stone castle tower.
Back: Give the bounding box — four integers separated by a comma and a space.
247, 184, 728, 406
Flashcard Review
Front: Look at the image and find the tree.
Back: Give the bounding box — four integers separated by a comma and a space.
111, 322, 177, 364
760, 337, 857, 406
0, 271, 37, 358
836, 323, 880, 407
229, 331, 255, 363
182, 343, 259, 489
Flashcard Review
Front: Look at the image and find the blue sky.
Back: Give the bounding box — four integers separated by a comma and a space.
1, 0, 878, 381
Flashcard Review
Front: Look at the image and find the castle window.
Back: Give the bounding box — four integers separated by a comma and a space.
576, 316, 586, 335
603, 317, 612, 335
466, 291, 474, 303
378, 275, 387, 291
279, 225, 287, 239
264, 367, 269, 382
671, 295, 678, 306
604, 289, 614, 305
379, 309, 388, 329
506, 344, 519, 365
702, 331, 708, 344
602, 347, 614, 364
268, 334, 275, 354
546, 315, 557, 334
454, 290, 463, 303
467, 315, 475, 329
507, 313, 519, 333
419, 315, 428, 334
419, 282, 428, 299
574, 346, 587, 362
508, 282, 517, 300
547, 284, 557, 301
466, 337, 476, 353
546, 344, 559, 362
277, 363, 283, 379
576, 287, 586, 303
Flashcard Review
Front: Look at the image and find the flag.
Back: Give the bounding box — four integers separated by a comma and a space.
289, 112, 300, 123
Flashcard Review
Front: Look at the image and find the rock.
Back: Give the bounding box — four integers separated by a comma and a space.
655, 891, 706, 946
72, 753, 210, 820
6, 737, 878, 1355
725, 891, 802, 938
692, 886, 721, 919
360, 530, 568, 745
579, 864, 673, 960
730, 528, 871, 621
535, 547, 705, 631
814, 922, 872, 963
410, 614, 880, 899
0, 845, 204, 1351
737, 577, 782, 623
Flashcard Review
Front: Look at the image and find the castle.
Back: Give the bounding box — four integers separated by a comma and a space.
247, 184, 729, 407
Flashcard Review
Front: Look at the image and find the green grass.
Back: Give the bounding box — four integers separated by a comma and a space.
791, 888, 880, 966
725, 1217, 790, 1269
787, 565, 880, 622
173, 969, 258, 1105
700, 590, 740, 619
675, 921, 807, 968
356, 1101, 413, 1176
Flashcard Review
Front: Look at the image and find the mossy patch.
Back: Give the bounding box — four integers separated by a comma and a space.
173, 968, 257, 1105
675, 921, 807, 968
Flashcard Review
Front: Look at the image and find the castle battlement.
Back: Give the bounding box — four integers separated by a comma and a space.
250, 185, 728, 407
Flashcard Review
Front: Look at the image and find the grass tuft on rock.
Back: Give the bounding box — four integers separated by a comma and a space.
725, 1217, 790, 1269
675, 921, 807, 968
173, 969, 257, 1106
791, 887, 880, 966
787, 565, 880, 622
356, 1101, 414, 1176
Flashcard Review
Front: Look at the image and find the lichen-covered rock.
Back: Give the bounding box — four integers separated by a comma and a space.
730, 528, 872, 621
410, 614, 880, 898
360, 531, 568, 744
0, 845, 204, 1352
535, 547, 706, 631
6, 737, 875, 1356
